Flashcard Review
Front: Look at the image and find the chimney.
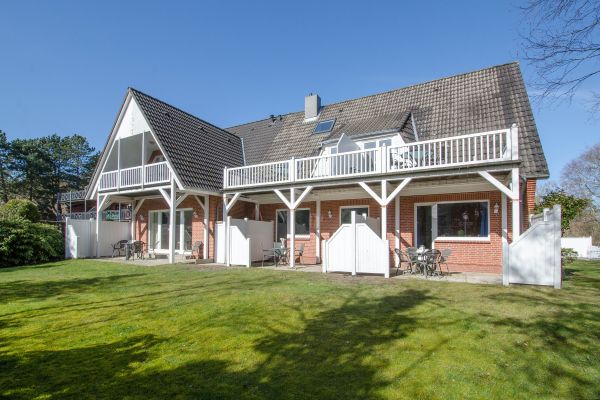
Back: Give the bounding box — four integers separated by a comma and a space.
304, 93, 321, 120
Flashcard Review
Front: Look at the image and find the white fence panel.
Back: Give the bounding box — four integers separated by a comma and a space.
506, 205, 561, 288
215, 218, 275, 266
561, 237, 593, 258
65, 218, 96, 259
97, 221, 131, 257
324, 211, 389, 277
324, 225, 355, 273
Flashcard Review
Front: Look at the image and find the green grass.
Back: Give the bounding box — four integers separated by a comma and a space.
0, 260, 599, 400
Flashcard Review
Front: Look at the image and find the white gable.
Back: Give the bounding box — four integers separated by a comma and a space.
116, 97, 151, 139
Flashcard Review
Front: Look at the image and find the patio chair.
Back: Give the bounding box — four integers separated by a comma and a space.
440, 248, 452, 275
406, 247, 421, 274
133, 241, 146, 260
421, 249, 442, 277
394, 248, 415, 276
191, 241, 203, 263
111, 240, 129, 257
294, 243, 305, 264
262, 242, 283, 267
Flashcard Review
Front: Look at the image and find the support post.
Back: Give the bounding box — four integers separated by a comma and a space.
131, 200, 136, 240
501, 193, 509, 286
223, 193, 229, 266
380, 180, 387, 239
169, 178, 176, 264
141, 131, 146, 188
117, 138, 121, 190
511, 168, 520, 240
96, 193, 101, 257
255, 203, 260, 220
394, 196, 400, 267
289, 188, 296, 269
203, 195, 209, 260
316, 199, 321, 264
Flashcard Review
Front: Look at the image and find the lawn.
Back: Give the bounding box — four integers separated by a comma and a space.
0, 260, 599, 399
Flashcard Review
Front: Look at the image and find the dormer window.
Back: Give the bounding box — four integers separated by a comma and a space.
314, 119, 335, 134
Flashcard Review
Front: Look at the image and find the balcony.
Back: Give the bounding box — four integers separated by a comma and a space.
99, 161, 171, 191
57, 189, 87, 202
224, 128, 518, 189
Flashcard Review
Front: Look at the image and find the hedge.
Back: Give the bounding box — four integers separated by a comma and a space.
0, 218, 63, 267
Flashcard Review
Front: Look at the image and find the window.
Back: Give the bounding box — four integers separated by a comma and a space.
340, 206, 369, 224
276, 209, 310, 240
438, 202, 488, 238
149, 209, 193, 251
378, 138, 392, 147
314, 119, 335, 134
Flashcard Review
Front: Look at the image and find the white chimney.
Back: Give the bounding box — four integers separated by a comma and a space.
305, 93, 321, 120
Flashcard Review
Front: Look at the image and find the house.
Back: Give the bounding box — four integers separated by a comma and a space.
85, 62, 548, 277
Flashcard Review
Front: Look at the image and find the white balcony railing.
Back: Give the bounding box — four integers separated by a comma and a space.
99, 161, 171, 191
225, 128, 517, 189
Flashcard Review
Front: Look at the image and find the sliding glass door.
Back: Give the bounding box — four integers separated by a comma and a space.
149, 209, 192, 252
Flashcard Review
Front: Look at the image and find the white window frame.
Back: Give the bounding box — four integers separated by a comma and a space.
148, 208, 193, 252
413, 200, 491, 245
275, 208, 311, 240
339, 205, 370, 225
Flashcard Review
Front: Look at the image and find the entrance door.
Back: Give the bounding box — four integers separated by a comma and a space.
416, 205, 433, 248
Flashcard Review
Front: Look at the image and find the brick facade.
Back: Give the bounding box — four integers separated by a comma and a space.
132, 179, 535, 274
523, 179, 537, 229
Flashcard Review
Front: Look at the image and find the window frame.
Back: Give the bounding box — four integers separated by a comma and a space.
413, 200, 491, 245
275, 208, 311, 240
314, 119, 336, 134
148, 208, 194, 252
339, 205, 370, 225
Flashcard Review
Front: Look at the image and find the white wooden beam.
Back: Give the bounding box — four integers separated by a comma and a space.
194, 195, 206, 212
158, 188, 172, 208
292, 186, 313, 208
511, 168, 521, 240
168, 179, 176, 264
358, 182, 384, 206
225, 192, 241, 213
385, 178, 412, 205
175, 193, 189, 207
478, 171, 517, 200
133, 198, 146, 214
273, 189, 293, 209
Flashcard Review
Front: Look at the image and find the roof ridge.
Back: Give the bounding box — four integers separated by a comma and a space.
129, 87, 241, 141
226, 61, 520, 130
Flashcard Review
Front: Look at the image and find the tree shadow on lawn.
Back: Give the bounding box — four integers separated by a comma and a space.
484, 287, 600, 398
0, 289, 431, 399
0, 273, 145, 305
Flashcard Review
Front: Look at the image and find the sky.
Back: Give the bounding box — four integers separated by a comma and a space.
0, 0, 598, 183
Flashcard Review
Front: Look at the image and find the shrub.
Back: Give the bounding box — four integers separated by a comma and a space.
0, 199, 41, 222
561, 248, 578, 265
0, 218, 63, 267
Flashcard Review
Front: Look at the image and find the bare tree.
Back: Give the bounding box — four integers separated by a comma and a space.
561, 142, 600, 202
522, 0, 600, 109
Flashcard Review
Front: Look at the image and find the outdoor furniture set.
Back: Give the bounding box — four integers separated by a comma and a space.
394, 246, 452, 277
262, 239, 305, 267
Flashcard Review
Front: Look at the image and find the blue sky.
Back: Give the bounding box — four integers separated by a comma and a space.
0, 0, 598, 182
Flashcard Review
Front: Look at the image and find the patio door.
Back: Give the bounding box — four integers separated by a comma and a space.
149, 210, 192, 252
416, 205, 433, 248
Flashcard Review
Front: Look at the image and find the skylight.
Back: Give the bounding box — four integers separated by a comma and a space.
314, 119, 335, 134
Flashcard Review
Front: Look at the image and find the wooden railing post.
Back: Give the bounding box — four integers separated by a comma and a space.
289, 157, 295, 183
510, 124, 519, 160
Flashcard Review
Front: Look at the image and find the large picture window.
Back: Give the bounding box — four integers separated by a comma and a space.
276, 209, 310, 241
437, 202, 488, 238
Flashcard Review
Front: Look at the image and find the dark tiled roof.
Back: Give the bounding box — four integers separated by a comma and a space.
227, 62, 549, 178
131, 88, 244, 192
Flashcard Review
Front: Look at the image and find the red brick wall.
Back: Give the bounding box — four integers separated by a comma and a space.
523, 179, 537, 229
